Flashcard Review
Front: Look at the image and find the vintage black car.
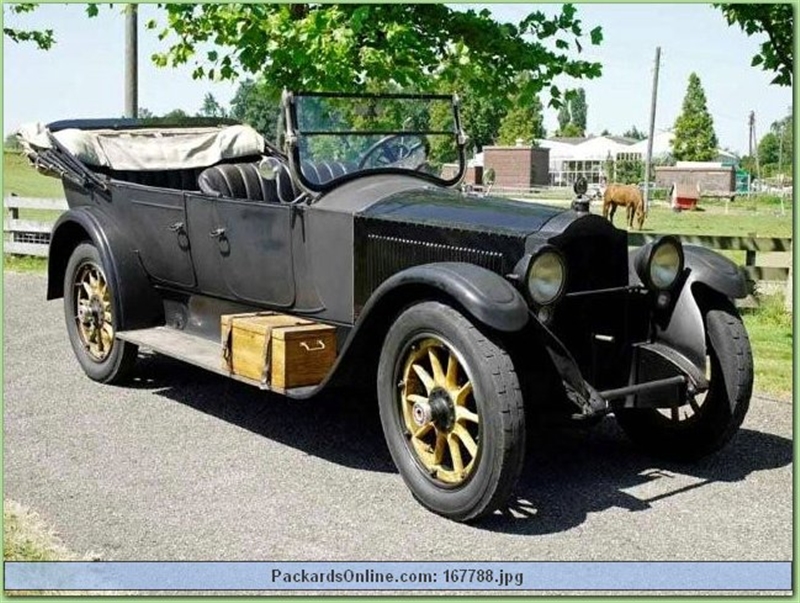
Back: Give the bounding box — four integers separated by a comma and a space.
20, 92, 753, 522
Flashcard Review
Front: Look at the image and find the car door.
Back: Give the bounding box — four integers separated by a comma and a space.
115, 183, 196, 288
185, 194, 295, 307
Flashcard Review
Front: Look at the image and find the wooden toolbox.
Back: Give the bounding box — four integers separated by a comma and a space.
221, 312, 336, 389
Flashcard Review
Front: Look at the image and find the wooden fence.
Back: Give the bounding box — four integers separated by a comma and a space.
4, 196, 793, 287
4, 196, 68, 257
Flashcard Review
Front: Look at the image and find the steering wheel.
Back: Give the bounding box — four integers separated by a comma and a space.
358, 134, 426, 169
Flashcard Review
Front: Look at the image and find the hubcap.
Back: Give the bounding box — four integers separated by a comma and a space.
74, 262, 114, 362
399, 337, 480, 485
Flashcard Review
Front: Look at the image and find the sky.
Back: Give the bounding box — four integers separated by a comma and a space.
2, 3, 793, 155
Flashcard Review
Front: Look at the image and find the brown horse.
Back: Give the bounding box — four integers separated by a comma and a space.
602, 184, 646, 230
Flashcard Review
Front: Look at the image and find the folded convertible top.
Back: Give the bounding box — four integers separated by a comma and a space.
17, 122, 266, 171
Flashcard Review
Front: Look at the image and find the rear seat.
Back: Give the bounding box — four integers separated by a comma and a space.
197, 158, 297, 203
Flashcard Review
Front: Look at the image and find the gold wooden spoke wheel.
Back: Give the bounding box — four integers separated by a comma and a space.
74, 262, 114, 362
400, 337, 480, 485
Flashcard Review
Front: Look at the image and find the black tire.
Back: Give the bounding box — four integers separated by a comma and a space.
614, 298, 753, 460
377, 301, 525, 521
63, 242, 138, 384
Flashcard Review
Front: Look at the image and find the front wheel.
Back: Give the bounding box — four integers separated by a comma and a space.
64, 242, 138, 384
614, 298, 753, 460
377, 302, 525, 522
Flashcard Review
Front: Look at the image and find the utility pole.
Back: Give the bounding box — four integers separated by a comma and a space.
748, 111, 761, 192
643, 46, 661, 214
124, 4, 138, 118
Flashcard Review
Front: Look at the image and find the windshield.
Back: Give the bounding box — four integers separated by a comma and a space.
285, 92, 466, 191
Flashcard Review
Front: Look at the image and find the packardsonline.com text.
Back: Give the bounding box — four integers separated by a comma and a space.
269, 567, 525, 588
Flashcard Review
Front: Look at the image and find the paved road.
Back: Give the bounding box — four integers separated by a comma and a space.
4, 272, 792, 568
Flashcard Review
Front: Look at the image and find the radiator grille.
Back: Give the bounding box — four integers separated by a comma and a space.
364, 233, 505, 289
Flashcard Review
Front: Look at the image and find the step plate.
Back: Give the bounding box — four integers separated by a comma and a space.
116, 327, 317, 397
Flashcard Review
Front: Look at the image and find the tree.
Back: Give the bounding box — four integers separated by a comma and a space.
600, 128, 610, 136
557, 103, 571, 134
671, 73, 718, 161
228, 79, 282, 140
757, 131, 780, 168
4, 133, 22, 151
558, 122, 583, 138
3, 4, 55, 50
199, 93, 226, 118
769, 110, 793, 174
622, 126, 646, 141
715, 4, 793, 86
569, 88, 587, 135
148, 4, 603, 117
496, 95, 546, 146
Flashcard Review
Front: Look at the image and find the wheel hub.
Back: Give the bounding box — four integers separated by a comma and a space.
412, 387, 455, 432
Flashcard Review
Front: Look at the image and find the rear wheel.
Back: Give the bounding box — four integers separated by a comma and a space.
377, 302, 525, 521
615, 299, 753, 460
64, 242, 138, 384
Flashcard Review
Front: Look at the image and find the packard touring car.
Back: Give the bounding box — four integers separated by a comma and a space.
19, 92, 753, 521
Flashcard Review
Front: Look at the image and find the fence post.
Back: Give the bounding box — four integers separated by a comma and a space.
785, 241, 793, 313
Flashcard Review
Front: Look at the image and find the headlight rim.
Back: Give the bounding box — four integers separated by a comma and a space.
645, 235, 685, 291
525, 246, 567, 307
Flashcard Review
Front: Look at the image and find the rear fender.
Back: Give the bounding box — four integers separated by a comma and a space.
48, 206, 163, 330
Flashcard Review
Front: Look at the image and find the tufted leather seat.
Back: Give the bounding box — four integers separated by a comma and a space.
300, 160, 357, 185
198, 159, 297, 203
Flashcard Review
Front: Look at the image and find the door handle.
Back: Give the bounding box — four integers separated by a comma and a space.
167, 221, 184, 232
209, 227, 226, 238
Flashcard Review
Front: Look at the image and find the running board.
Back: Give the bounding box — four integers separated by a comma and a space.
116, 326, 317, 398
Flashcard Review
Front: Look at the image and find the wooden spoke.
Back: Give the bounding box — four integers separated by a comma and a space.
454, 381, 473, 406
428, 349, 445, 386
412, 363, 435, 394
455, 406, 479, 424
448, 435, 464, 473
445, 352, 458, 389
452, 423, 478, 457
413, 422, 434, 440
433, 432, 447, 465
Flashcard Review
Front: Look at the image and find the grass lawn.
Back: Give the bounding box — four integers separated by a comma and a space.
3, 151, 66, 223
4, 499, 79, 561
741, 293, 793, 399
641, 198, 792, 239
3, 151, 64, 199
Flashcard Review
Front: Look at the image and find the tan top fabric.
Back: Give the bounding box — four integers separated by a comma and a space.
17, 123, 265, 171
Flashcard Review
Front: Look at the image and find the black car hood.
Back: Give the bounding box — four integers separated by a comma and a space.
358, 188, 565, 237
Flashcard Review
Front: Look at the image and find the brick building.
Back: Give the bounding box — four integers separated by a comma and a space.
482, 146, 550, 188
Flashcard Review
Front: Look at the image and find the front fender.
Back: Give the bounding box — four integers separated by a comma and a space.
48, 206, 163, 330
318, 263, 528, 392
361, 262, 530, 333
634, 244, 747, 375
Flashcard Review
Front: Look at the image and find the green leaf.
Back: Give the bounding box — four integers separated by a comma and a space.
751, 54, 764, 67
86, 5, 99, 18
590, 26, 603, 45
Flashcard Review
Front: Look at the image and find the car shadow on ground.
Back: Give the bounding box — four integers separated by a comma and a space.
479, 421, 792, 535
129, 352, 792, 535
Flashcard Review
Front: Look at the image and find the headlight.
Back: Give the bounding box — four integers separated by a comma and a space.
527, 249, 566, 305
646, 237, 684, 290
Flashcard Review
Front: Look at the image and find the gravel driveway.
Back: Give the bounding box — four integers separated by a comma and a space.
4, 271, 792, 569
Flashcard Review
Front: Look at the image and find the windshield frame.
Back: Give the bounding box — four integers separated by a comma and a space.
282, 90, 467, 196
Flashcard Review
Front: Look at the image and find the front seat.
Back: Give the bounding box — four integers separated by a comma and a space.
198, 161, 296, 203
